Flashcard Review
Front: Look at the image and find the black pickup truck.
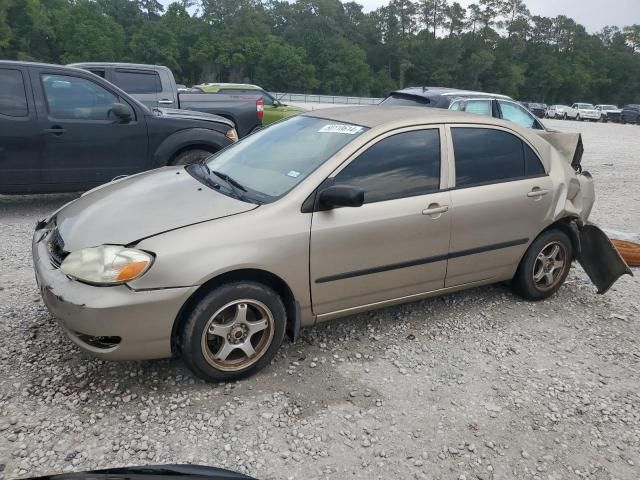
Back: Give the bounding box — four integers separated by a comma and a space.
70, 63, 263, 138
0, 61, 239, 194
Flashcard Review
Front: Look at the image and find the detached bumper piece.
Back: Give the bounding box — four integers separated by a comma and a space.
577, 224, 633, 294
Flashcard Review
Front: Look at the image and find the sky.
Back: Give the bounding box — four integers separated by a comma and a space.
356, 0, 640, 32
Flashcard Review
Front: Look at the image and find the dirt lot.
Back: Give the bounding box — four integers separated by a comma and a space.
0, 119, 639, 480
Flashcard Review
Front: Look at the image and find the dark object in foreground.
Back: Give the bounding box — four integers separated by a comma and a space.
577, 224, 633, 294
22, 464, 256, 480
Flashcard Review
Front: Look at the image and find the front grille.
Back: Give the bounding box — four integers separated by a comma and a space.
48, 229, 68, 268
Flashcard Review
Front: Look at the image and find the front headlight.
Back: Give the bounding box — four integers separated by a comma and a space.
60, 245, 154, 286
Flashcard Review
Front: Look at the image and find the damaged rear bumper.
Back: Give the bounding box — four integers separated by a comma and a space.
573, 223, 633, 294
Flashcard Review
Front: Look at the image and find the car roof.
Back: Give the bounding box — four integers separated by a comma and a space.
69, 62, 171, 71
303, 105, 519, 129
391, 86, 512, 100
0, 60, 89, 71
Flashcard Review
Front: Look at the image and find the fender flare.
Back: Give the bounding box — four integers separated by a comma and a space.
152, 128, 230, 168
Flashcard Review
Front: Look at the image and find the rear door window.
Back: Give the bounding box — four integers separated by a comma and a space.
112, 70, 161, 94
0, 68, 29, 117
464, 100, 492, 116
452, 128, 544, 188
499, 101, 537, 129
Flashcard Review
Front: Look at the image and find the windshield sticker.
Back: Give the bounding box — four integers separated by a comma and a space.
318, 124, 364, 135
287, 170, 301, 178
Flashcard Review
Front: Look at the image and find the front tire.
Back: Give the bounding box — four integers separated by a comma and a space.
171, 148, 215, 166
511, 230, 573, 301
179, 282, 287, 382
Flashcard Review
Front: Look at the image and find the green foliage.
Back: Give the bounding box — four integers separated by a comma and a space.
1, 0, 639, 103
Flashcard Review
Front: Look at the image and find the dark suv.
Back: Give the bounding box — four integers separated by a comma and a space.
381, 87, 547, 130
621, 104, 640, 124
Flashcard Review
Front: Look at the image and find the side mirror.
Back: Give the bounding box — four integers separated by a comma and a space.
318, 185, 365, 209
111, 103, 132, 123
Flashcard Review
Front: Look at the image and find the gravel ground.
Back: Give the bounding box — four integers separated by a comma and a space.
0, 119, 639, 480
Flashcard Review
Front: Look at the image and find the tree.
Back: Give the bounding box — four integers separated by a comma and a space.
254, 35, 316, 91
129, 21, 180, 73
419, 0, 447, 37
1, 0, 639, 105
444, 2, 466, 37
0, 0, 11, 50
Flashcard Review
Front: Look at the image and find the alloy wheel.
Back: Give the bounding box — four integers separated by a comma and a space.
532, 242, 568, 292
201, 299, 275, 372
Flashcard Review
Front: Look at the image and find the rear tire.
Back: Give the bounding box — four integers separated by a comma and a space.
171, 148, 214, 166
179, 282, 287, 382
511, 230, 573, 301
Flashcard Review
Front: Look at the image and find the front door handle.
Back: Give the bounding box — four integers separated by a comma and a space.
158, 99, 174, 105
422, 204, 449, 217
527, 188, 550, 198
44, 126, 66, 136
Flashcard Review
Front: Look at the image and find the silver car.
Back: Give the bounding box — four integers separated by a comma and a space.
32, 107, 631, 382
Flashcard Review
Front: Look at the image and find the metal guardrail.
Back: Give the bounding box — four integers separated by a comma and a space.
270, 92, 383, 105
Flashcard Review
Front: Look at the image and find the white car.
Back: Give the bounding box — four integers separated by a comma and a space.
547, 105, 570, 119
565, 103, 601, 122
595, 104, 622, 123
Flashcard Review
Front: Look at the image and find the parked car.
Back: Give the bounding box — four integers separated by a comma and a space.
621, 104, 640, 124
547, 105, 570, 119
70, 63, 263, 137
565, 103, 601, 122
0, 61, 237, 194
521, 102, 547, 118
595, 104, 622, 123
381, 87, 547, 130
33, 107, 630, 382
195, 83, 306, 126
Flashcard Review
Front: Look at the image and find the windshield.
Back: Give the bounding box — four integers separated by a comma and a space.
203, 115, 368, 202
600, 105, 617, 110
576, 103, 595, 109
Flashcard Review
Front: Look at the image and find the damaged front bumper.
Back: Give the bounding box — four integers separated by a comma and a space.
32, 225, 197, 360
573, 222, 633, 294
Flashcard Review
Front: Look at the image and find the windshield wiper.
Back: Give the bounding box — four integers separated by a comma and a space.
211, 170, 247, 192
212, 166, 247, 193
210, 169, 259, 203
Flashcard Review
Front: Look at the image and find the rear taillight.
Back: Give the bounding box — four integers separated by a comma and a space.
256, 99, 264, 122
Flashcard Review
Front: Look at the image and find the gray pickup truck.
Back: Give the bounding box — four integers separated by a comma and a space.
70, 63, 263, 138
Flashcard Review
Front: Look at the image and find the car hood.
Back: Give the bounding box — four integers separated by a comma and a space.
54, 167, 257, 251
153, 107, 234, 128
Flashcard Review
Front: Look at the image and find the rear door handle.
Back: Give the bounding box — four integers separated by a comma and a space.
158, 99, 174, 105
44, 126, 66, 136
422, 204, 449, 216
527, 188, 549, 198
